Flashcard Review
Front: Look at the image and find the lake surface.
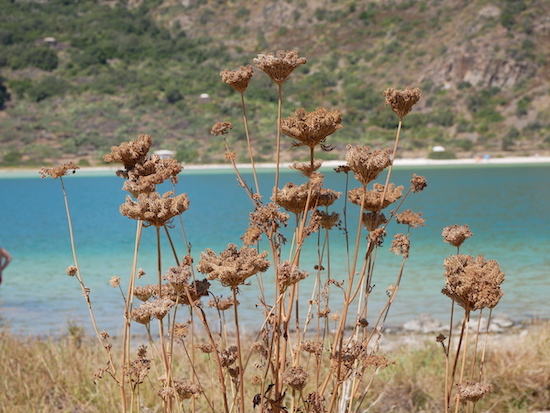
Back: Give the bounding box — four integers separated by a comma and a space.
0, 162, 548, 336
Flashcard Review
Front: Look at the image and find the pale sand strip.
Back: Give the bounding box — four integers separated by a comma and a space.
1, 156, 549, 175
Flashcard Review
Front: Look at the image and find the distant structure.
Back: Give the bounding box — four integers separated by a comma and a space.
154, 149, 176, 159
432, 145, 446, 152
199, 93, 211, 103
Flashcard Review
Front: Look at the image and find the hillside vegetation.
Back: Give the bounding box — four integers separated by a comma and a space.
0, 0, 549, 166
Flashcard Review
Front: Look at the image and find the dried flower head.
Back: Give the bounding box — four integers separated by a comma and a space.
137, 268, 146, 278
410, 174, 427, 193
122, 156, 183, 197
224, 151, 237, 161
134, 285, 154, 302
277, 260, 309, 291
282, 366, 309, 390
109, 276, 121, 288
39, 162, 79, 179
162, 265, 193, 293
273, 182, 311, 215
290, 159, 323, 177
220, 346, 238, 367
103, 134, 152, 170
170, 323, 189, 342
173, 379, 202, 400
253, 50, 307, 85
220, 65, 254, 94
442, 224, 473, 248
211, 121, 233, 136
396, 209, 425, 228
369, 227, 387, 246
319, 211, 340, 229
281, 107, 342, 150
130, 305, 151, 325
345, 145, 393, 185
348, 183, 403, 212
208, 296, 238, 311
305, 392, 327, 413
241, 225, 263, 246
66, 265, 78, 277
456, 381, 493, 403
442, 254, 505, 310
125, 347, 151, 385
196, 244, 270, 288
301, 340, 324, 357
362, 212, 387, 231
120, 191, 190, 227
383, 86, 421, 119
196, 343, 214, 353
361, 354, 394, 369
390, 233, 410, 258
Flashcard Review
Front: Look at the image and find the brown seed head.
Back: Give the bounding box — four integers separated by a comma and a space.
345, 145, 393, 185
109, 276, 121, 288
362, 212, 387, 231
348, 183, 403, 212
290, 159, 323, 178
66, 265, 78, 277
253, 50, 307, 85
196, 244, 270, 288
383, 86, 421, 119
39, 162, 79, 179
281, 107, 342, 150
396, 209, 426, 228
390, 233, 410, 258
220, 65, 253, 94
318, 211, 340, 229
122, 156, 183, 197
410, 174, 427, 193
456, 381, 493, 403
277, 260, 309, 291
442, 224, 473, 248
173, 379, 202, 400
120, 191, 190, 227
211, 121, 233, 136
442, 254, 505, 310
282, 366, 309, 390
103, 134, 152, 170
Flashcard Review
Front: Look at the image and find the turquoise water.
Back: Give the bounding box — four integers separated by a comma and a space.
0, 163, 549, 336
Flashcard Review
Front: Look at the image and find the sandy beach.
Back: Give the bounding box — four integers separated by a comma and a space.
1, 155, 549, 175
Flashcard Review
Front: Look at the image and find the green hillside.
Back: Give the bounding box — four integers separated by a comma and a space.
0, 0, 549, 167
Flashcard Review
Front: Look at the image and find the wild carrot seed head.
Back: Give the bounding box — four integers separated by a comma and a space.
281, 107, 342, 150
383, 86, 421, 119
442, 224, 473, 247
220, 65, 254, 94
345, 145, 393, 186
253, 50, 307, 85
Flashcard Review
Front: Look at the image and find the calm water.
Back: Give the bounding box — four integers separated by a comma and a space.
0, 163, 549, 336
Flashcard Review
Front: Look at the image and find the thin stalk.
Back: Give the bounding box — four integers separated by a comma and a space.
378, 119, 403, 211
241, 93, 260, 195
231, 287, 246, 413
273, 84, 283, 203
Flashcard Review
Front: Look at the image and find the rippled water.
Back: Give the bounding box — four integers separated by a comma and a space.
0, 163, 548, 336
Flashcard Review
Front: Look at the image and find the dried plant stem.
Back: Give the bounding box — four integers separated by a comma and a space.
273, 84, 283, 203
231, 287, 246, 413
444, 301, 455, 412
379, 119, 403, 211
478, 308, 492, 382
223, 138, 256, 206
241, 93, 260, 195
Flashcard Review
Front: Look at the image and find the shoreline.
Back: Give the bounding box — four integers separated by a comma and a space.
1, 155, 549, 175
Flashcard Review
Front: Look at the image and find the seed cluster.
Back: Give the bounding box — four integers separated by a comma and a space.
253, 50, 307, 85
281, 107, 343, 150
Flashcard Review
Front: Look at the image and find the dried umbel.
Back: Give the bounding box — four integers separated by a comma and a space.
173, 379, 202, 400
196, 243, 270, 288
290, 159, 323, 178
103, 134, 152, 170
277, 260, 309, 291
122, 156, 183, 197
395, 209, 425, 228
162, 265, 193, 293
281, 107, 342, 150
305, 392, 327, 413
274, 182, 311, 215
66, 265, 78, 277
383, 86, 421, 119
208, 296, 238, 311
282, 366, 309, 390
125, 345, 151, 386
442, 224, 473, 248
442, 254, 505, 310
362, 212, 387, 232
253, 50, 307, 85
220, 65, 254, 94
109, 276, 121, 288
390, 233, 410, 258
345, 145, 393, 186
211, 121, 233, 136
410, 174, 428, 193
220, 346, 238, 367
39, 162, 80, 179
348, 183, 403, 212
456, 381, 493, 403
120, 191, 190, 227
319, 211, 340, 229
369, 227, 386, 246
361, 353, 394, 370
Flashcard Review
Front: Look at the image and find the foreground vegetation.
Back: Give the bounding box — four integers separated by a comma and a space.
1, 0, 550, 167
1, 322, 548, 412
